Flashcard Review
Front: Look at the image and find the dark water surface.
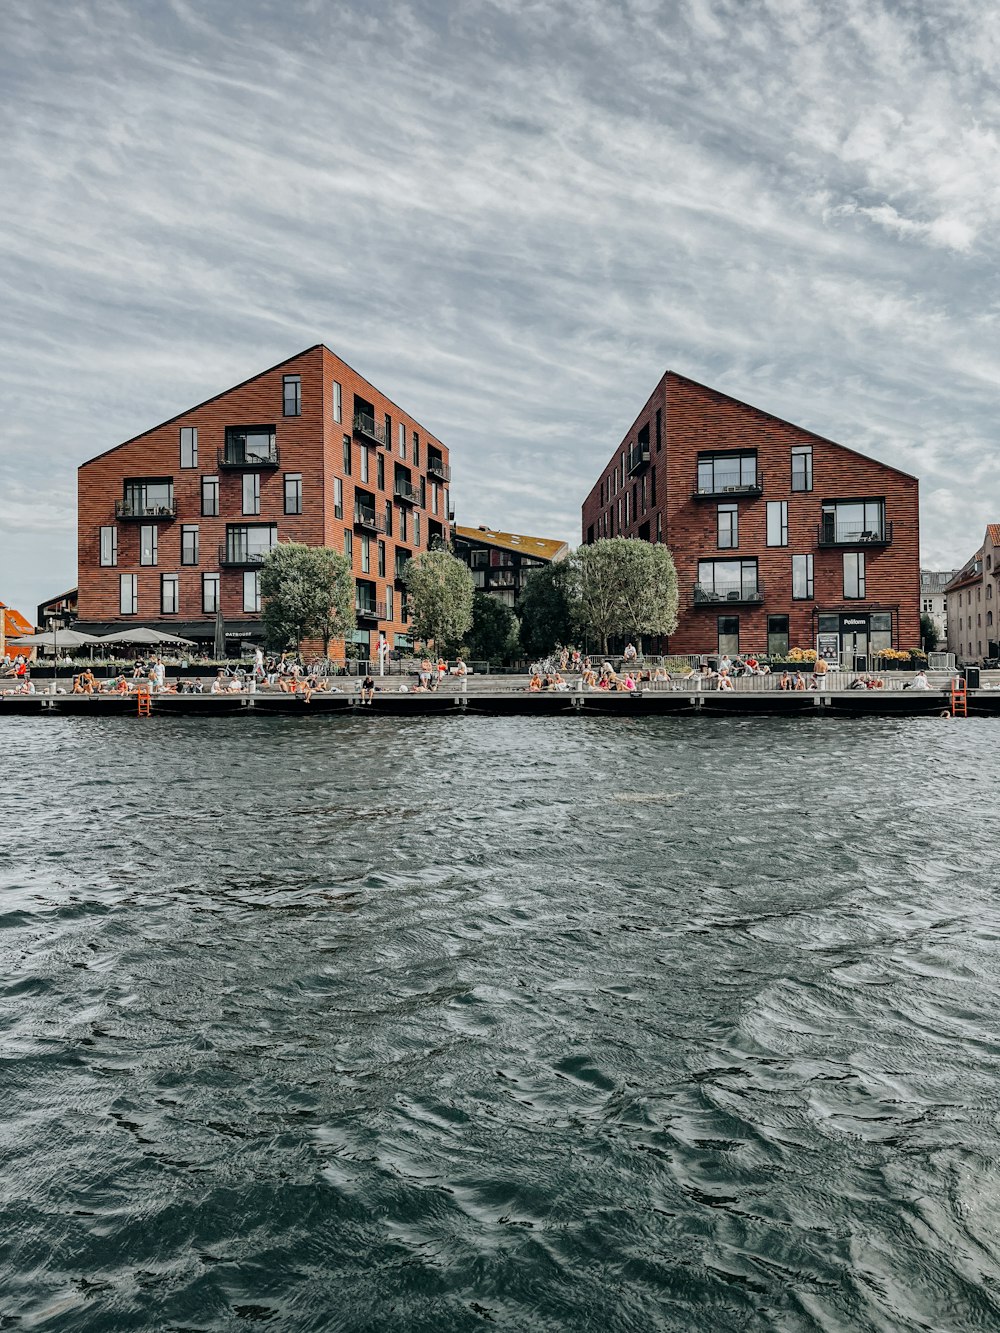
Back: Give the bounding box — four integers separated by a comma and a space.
2, 715, 1000, 1332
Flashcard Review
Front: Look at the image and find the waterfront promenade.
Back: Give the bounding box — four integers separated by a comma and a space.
0, 672, 992, 718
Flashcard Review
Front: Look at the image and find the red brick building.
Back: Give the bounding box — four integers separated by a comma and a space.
76, 345, 452, 654
581, 373, 920, 661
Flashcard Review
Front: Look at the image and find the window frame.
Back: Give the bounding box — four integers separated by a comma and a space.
201, 476, 220, 517
202, 572, 220, 615
119, 573, 138, 615
843, 551, 866, 599
242, 472, 261, 516
717, 502, 738, 550
766, 500, 788, 547
282, 374, 301, 417
243, 570, 261, 613
791, 446, 813, 493
284, 473, 302, 515
160, 573, 179, 615
100, 526, 118, 567
332, 381, 342, 423
179, 426, 198, 468
181, 525, 199, 566
139, 524, 158, 567
792, 554, 814, 600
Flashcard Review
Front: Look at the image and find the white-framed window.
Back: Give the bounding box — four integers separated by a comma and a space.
432, 482, 439, 515
386, 584, 394, 621
844, 552, 866, 599
332, 381, 342, 422
180, 427, 198, 468
243, 570, 261, 613
360, 446, 370, 484
120, 573, 137, 615
140, 525, 158, 566
243, 473, 260, 515
398, 422, 406, 458
792, 554, 814, 599
766, 500, 788, 546
333, 477, 343, 519
161, 573, 179, 614
100, 526, 117, 567
202, 572, 220, 614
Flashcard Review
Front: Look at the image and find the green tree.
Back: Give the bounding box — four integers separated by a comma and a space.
403, 548, 474, 652
466, 592, 519, 665
259, 542, 356, 654
517, 561, 575, 658
920, 612, 940, 652
574, 538, 679, 653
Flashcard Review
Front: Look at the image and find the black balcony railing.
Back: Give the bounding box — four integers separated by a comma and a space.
354, 506, 387, 534
692, 580, 765, 606
218, 544, 273, 567
394, 478, 419, 504
115, 499, 176, 520
353, 413, 390, 448
217, 444, 279, 469
817, 521, 893, 548
427, 456, 451, 482
626, 443, 650, 475
355, 600, 387, 620
692, 471, 764, 500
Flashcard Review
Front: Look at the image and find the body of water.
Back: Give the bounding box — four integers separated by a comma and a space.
2, 715, 999, 1332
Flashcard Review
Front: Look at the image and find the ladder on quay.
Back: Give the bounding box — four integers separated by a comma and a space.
136, 686, 151, 718
950, 677, 968, 718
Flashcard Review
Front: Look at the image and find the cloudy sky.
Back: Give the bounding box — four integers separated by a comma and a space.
2, 0, 998, 619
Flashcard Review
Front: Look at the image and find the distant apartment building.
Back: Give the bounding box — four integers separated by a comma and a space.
581, 372, 920, 661
75, 346, 452, 654
919, 569, 956, 647
453, 525, 569, 608
38, 587, 79, 628
945, 526, 1000, 662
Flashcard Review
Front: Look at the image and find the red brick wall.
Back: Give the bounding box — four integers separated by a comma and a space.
582, 372, 920, 654
77, 344, 451, 651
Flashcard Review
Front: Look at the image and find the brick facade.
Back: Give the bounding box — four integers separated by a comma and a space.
77, 345, 452, 653
581, 373, 920, 659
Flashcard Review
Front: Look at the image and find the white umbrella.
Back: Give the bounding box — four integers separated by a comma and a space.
10, 629, 102, 650
99, 627, 197, 647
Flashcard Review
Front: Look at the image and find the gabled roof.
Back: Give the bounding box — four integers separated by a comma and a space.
987, 524, 1000, 548
944, 550, 984, 595
454, 525, 569, 561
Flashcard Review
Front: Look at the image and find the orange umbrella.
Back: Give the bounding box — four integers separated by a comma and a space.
0, 602, 33, 658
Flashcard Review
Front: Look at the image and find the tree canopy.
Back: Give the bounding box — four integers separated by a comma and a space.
517, 561, 575, 658
920, 612, 939, 653
259, 542, 356, 653
402, 548, 474, 652
466, 591, 519, 665
573, 538, 678, 652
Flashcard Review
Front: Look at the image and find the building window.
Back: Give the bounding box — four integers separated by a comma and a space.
140, 525, 158, 566
385, 500, 393, 537
399, 507, 407, 542
791, 446, 813, 492
201, 476, 219, 517
284, 473, 302, 514
360, 446, 370, 484
414, 513, 421, 547
224, 525, 276, 564
656, 513, 662, 542
243, 570, 261, 613
180, 427, 198, 468
717, 503, 738, 549
344, 529, 353, 562
120, 574, 137, 615
821, 500, 885, 543
386, 584, 394, 621
377, 453, 385, 491
655, 408, 662, 453
332, 381, 342, 422
378, 540, 386, 578
202, 573, 220, 614
181, 525, 199, 566
792, 554, 814, 599
123, 478, 174, 517
696, 452, 758, 494
413, 432, 420, 467
283, 375, 301, 416
718, 615, 739, 657
843, 552, 866, 598
432, 482, 439, 515
766, 500, 788, 546
398, 421, 406, 458
696, 559, 759, 600
871, 612, 892, 654
361, 534, 371, 574
243, 473, 260, 515
767, 614, 789, 658
343, 435, 351, 475
161, 573, 179, 615
100, 526, 118, 567
334, 477, 343, 520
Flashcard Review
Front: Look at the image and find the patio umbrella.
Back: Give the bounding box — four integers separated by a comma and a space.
10, 629, 103, 650
213, 608, 225, 658
98, 627, 197, 647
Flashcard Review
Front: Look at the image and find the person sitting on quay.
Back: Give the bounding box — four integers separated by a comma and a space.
910, 669, 930, 690
622, 672, 638, 692
360, 675, 376, 704
717, 671, 735, 692
210, 673, 229, 695
793, 671, 807, 691
623, 642, 638, 663
778, 671, 792, 691
452, 658, 468, 677
527, 673, 543, 692
651, 666, 669, 684
581, 666, 597, 690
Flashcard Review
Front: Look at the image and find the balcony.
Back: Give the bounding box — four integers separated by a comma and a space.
354, 505, 387, 534
817, 521, 893, 548
394, 478, 420, 505
353, 413, 390, 448
355, 600, 387, 621
115, 499, 176, 521
626, 443, 650, 475
217, 445, 279, 470
427, 456, 451, 482
692, 580, 765, 607
692, 471, 764, 501
218, 544, 274, 567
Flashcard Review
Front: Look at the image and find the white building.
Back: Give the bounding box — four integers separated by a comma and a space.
920, 569, 956, 647
945, 525, 1000, 662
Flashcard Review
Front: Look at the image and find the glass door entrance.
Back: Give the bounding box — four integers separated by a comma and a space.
842, 629, 868, 667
